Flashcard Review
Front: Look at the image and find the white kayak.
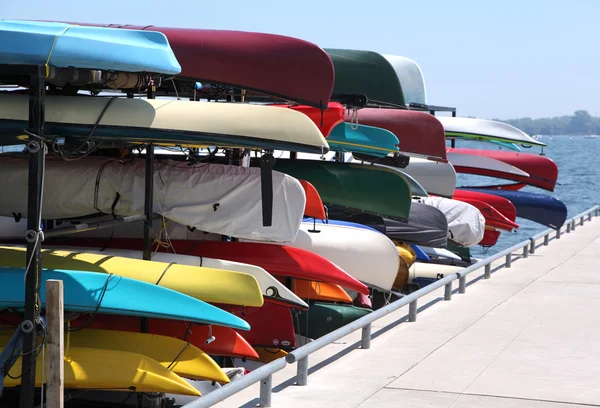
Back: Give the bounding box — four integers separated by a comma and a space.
438, 116, 545, 147
446, 151, 530, 177
0, 156, 305, 243
401, 157, 457, 198
409, 262, 464, 283
42, 245, 308, 309
416, 197, 485, 248
418, 246, 462, 261
382, 55, 427, 105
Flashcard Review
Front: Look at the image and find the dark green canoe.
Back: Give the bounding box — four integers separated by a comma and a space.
271, 159, 412, 221
294, 302, 372, 339
325, 48, 405, 107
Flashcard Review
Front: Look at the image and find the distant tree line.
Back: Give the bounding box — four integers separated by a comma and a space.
493, 110, 600, 136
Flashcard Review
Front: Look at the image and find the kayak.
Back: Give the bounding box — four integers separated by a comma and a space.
448, 198, 519, 231
449, 148, 558, 192
294, 302, 372, 339
0, 246, 264, 307
0, 94, 328, 154
453, 189, 518, 222
0, 20, 180, 74
272, 102, 345, 137
409, 263, 464, 285
327, 122, 399, 158
466, 189, 567, 229
383, 54, 427, 105
348, 109, 446, 161
398, 157, 457, 198
291, 280, 353, 303
439, 117, 545, 147
447, 150, 530, 180
325, 48, 405, 106
269, 159, 412, 222
418, 246, 462, 261
300, 180, 327, 220
410, 244, 431, 262
480, 227, 502, 247
66, 21, 335, 107
252, 348, 288, 363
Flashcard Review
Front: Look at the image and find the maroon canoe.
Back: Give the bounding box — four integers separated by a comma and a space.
58, 21, 334, 108
348, 109, 447, 161
448, 148, 558, 191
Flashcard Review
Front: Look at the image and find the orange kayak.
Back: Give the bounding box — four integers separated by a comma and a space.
291, 279, 353, 303
300, 180, 326, 220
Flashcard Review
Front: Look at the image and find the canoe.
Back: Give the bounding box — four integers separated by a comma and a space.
447, 150, 531, 179
66, 21, 334, 107
438, 117, 546, 147
327, 122, 399, 157
489, 140, 521, 151
348, 109, 447, 161
221, 302, 296, 348
449, 198, 519, 231
62, 329, 228, 383
286, 222, 401, 292
272, 103, 345, 137
0, 246, 264, 307
59, 314, 259, 359
291, 280, 353, 303
294, 302, 372, 339
34, 246, 306, 309
410, 244, 431, 262
454, 189, 518, 222
466, 189, 567, 229
449, 148, 559, 192
409, 263, 463, 284
0, 94, 328, 153
327, 202, 448, 248
300, 180, 326, 220
416, 197, 485, 248
372, 164, 429, 197
383, 55, 427, 105
0, 346, 200, 395
45, 238, 370, 295
0, 20, 180, 74
325, 48, 405, 106
269, 159, 412, 222
0, 268, 249, 330
418, 247, 462, 261
398, 157, 457, 198
0, 156, 306, 243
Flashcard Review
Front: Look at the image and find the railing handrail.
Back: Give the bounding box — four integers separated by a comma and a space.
183, 204, 599, 408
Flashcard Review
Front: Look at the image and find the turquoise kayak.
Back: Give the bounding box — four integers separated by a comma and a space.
328, 122, 399, 158
0, 268, 250, 330
0, 20, 181, 74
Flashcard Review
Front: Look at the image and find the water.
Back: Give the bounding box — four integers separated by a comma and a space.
457, 136, 600, 257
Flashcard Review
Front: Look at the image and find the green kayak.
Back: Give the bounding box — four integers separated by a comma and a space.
325, 48, 405, 107
271, 159, 412, 221
294, 302, 372, 339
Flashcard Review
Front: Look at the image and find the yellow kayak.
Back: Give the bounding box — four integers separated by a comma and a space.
2, 346, 200, 396
66, 329, 229, 383
0, 246, 263, 307
393, 242, 416, 290
252, 347, 288, 363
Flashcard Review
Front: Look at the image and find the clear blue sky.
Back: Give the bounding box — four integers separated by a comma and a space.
2, 0, 598, 119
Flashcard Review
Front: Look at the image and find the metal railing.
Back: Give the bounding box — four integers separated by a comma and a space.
185, 204, 600, 408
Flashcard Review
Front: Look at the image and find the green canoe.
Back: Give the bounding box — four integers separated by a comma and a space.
271, 159, 412, 221
325, 48, 406, 107
294, 302, 372, 339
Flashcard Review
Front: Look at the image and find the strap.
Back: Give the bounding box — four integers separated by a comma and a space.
45, 25, 77, 78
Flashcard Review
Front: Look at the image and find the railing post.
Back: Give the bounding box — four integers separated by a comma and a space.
297, 356, 308, 386
459, 275, 466, 293
361, 323, 371, 350
530, 238, 536, 254
571, 220, 576, 231
544, 234, 549, 245
259, 375, 272, 407
589, 212, 593, 221
566, 222, 571, 233
523, 245, 529, 258
444, 282, 452, 301
484, 264, 491, 279
556, 228, 561, 239
595, 208, 599, 217
506, 254, 512, 268
580, 216, 584, 226
409, 300, 418, 322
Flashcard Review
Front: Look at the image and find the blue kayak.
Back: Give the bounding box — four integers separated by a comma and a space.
0, 268, 249, 331
303, 218, 383, 234
0, 20, 181, 74
327, 122, 399, 158
409, 244, 431, 262
466, 189, 567, 229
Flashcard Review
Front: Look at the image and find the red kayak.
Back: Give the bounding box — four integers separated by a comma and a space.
221, 302, 296, 348
453, 189, 517, 222
61, 21, 334, 107
0, 312, 259, 359
300, 180, 326, 220
480, 228, 501, 247
448, 148, 558, 191
348, 109, 447, 161
453, 198, 518, 231
272, 103, 345, 137
475, 183, 527, 191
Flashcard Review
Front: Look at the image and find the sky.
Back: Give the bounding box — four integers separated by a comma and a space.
2, 0, 599, 119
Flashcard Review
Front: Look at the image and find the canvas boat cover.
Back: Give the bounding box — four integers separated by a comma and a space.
0, 156, 305, 243
326, 202, 448, 248
416, 197, 485, 248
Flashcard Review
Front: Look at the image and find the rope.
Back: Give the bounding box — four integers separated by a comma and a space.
155, 262, 176, 286
45, 25, 77, 78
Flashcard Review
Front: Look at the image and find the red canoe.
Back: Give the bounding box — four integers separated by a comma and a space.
453, 189, 518, 222
348, 109, 447, 161
0, 312, 259, 359
300, 180, 326, 220
453, 197, 518, 231
61, 21, 334, 107
221, 302, 296, 348
448, 148, 558, 191
272, 103, 345, 137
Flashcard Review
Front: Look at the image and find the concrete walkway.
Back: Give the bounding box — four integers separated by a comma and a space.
216, 217, 600, 408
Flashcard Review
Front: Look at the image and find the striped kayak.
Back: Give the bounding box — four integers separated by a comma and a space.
0, 268, 249, 330
439, 117, 545, 147
327, 122, 399, 157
